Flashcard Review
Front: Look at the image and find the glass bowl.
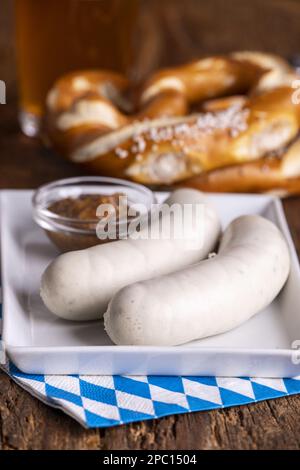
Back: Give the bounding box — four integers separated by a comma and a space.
32, 176, 156, 252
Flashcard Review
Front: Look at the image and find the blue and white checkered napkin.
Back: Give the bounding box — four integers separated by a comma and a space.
1, 295, 300, 429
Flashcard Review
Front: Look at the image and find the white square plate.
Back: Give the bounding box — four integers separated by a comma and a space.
2, 190, 300, 377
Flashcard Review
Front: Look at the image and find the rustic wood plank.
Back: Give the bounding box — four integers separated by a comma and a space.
1, 368, 300, 450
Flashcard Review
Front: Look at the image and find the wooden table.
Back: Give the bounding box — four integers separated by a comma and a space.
2, 0, 300, 451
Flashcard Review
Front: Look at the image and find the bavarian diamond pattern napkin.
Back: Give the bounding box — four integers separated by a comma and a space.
1, 291, 300, 429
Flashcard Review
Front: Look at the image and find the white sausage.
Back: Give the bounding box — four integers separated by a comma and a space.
41, 189, 221, 321
104, 215, 290, 345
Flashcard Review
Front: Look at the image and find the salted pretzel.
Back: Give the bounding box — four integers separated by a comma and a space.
45, 52, 300, 190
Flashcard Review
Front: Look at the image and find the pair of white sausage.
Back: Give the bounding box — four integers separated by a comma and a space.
104, 214, 290, 345
41, 189, 221, 321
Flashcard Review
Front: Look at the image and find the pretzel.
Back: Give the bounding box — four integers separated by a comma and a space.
45, 52, 300, 189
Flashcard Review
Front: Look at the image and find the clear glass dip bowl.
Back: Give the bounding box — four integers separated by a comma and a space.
32, 176, 156, 252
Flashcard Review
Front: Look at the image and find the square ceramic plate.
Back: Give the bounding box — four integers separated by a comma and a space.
2, 190, 300, 377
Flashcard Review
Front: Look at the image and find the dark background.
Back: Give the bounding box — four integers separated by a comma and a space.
1, 0, 300, 450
